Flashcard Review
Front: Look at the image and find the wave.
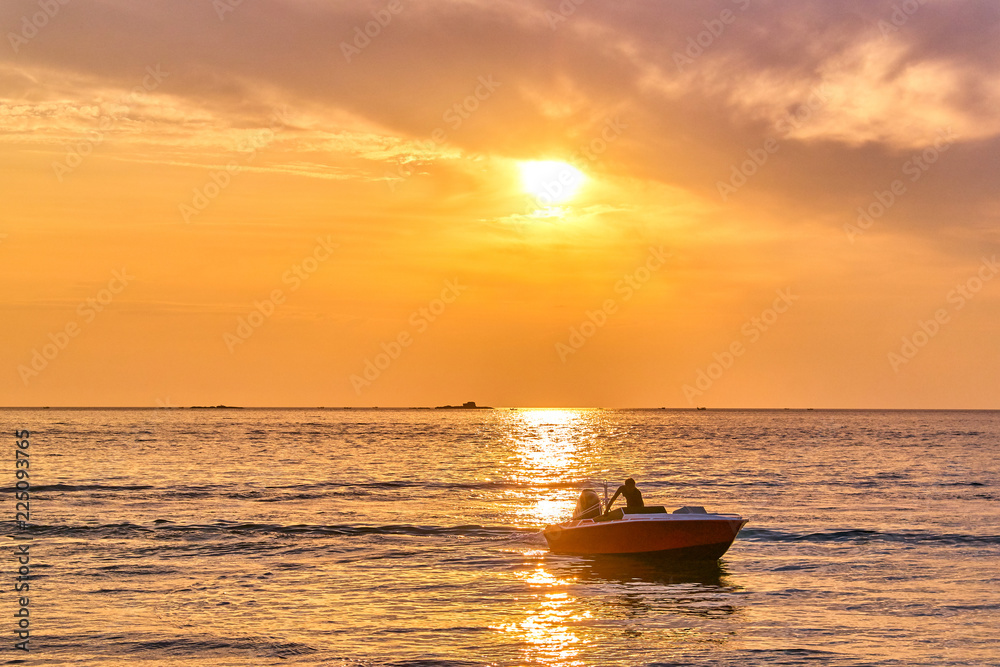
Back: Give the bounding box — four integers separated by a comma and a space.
8, 521, 537, 540
6, 479, 597, 493
15, 521, 994, 547
290, 478, 788, 492
742, 527, 1000, 545
13, 476, 965, 498
937, 481, 986, 487
326, 480, 589, 491
43, 632, 317, 660
0, 483, 155, 493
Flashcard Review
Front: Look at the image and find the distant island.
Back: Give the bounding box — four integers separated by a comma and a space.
434, 401, 492, 409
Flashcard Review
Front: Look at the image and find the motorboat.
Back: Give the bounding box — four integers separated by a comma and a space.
543, 492, 748, 560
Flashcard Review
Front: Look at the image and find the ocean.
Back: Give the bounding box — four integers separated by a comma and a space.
4, 408, 998, 666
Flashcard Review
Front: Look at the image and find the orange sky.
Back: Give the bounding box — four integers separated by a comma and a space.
2, 0, 999, 408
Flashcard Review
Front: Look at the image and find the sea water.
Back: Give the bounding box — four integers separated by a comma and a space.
4, 408, 998, 666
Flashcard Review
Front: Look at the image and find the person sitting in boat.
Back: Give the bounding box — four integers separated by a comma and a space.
606, 478, 644, 511
572, 488, 603, 520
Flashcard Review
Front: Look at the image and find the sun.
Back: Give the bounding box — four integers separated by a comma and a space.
519, 160, 586, 205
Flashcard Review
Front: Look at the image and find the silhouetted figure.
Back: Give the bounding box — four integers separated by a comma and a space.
607, 478, 644, 511
573, 489, 603, 520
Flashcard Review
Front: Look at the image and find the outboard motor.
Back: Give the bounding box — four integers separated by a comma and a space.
572, 489, 603, 520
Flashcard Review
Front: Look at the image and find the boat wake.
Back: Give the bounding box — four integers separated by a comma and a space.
7, 521, 536, 540
742, 527, 1000, 545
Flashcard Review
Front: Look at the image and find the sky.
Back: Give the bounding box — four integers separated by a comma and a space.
1, 0, 999, 408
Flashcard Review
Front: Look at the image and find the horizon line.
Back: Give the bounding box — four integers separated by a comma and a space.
1, 406, 998, 411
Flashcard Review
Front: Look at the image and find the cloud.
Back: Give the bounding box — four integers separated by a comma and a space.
1, 0, 997, 241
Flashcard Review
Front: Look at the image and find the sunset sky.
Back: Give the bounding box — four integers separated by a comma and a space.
2, 0, 998, 408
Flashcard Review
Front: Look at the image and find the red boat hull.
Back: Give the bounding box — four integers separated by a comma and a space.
543, 514, 747, 560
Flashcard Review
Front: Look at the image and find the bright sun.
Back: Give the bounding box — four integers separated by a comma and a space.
519, 160, 585, 205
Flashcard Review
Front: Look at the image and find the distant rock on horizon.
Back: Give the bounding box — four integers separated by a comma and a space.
434, 401, 492, 409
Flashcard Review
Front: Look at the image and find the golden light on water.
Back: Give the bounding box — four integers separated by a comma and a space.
513, 594, 586, 667
509, 409, 585, 481
519, 566, 565, 588
495, 568, 590, 667
517, 409, 582, 428
505, 409, 588, 525
533, 498, 574, 525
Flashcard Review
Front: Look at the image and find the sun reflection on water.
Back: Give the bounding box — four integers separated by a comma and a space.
533, 498, 574, 525
511, 410, 584, 480
502, 409, 593, 526
515, 408, 581, 428
495, 566, 590, 667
